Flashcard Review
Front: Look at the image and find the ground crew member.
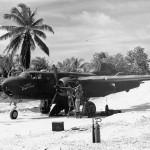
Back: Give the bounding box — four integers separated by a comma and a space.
60, 86, 75, 116
75, 82, 83, 118
66, 87, 75, 115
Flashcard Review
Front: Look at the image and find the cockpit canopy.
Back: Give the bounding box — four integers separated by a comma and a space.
19, 72, 51, 80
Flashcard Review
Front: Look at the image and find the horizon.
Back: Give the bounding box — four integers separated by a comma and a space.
0, 0, 150, 64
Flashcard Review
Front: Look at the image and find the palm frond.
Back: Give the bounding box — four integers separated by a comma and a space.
18, 3, 30, 25
34, 35, 49, 56
33, 29, 46, 39
31, 18, 43, 27
0, 26, 25, 41
11, 7, 26, 25
0, 32, 13, 40
18, 3, 28, 11
12, 26, 25, 34
4, 14, 25, 26
18, 3, 29, 16
4, 35, 22, 54
30, 8, 37, 23
34, 24, 54, 34
11, 7, 20, 15
0, 26, 17, 31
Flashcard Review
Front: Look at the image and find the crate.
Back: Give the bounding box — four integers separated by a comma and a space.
52, 122, 64, 131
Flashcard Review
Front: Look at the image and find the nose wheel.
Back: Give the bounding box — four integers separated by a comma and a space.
9, 99, 18, 119
10, 109, 18, 119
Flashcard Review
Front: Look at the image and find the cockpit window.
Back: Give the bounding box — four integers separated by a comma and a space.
19, 72, 30, 78
31, 73, 37, 79
19, 72, 50, 80
37, 74, 42, 79
30, 73, 42, 79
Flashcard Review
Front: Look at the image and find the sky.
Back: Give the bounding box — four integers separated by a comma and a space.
0, 0, 150, 64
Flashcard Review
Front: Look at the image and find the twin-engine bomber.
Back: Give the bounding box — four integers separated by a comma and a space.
1, 65, 150, 119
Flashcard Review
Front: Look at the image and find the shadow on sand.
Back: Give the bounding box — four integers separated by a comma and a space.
122, 102, 150, 113
0, 106, 40, 113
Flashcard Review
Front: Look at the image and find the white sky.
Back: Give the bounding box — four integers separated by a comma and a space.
0, 0, 150, 63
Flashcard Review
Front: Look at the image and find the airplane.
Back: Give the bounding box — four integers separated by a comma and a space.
1, 65, 150, 119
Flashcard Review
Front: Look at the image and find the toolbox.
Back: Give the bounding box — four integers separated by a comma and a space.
52, 122, 64, 131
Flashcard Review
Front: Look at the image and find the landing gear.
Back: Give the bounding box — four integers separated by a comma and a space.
10, 100, 18, 119
82, 101, 96, 118
39, 100, 50, 114
10, 109, 18, 119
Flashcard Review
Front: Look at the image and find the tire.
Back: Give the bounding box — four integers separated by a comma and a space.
10, 110, 18, 119
40, 106, 50, 114
40, 100, 50, 114
82, 101, 96, 117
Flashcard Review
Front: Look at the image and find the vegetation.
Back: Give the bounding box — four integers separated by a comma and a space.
57, 57, 85, 73
0, 3, 54, 69
0, 4, 149, 77
0, 46, 149, 77
30, 57, 51, 71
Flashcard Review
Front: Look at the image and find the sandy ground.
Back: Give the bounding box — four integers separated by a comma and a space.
1, 81, 150, 150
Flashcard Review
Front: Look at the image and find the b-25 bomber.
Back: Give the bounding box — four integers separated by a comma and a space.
1, 65, 150, 119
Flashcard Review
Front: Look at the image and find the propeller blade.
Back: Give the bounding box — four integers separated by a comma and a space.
52, 64, 58, 85
51, 92, 57, 106
49, 92, 58, 116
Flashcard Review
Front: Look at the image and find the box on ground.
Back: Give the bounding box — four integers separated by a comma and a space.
52, 122, 64, 131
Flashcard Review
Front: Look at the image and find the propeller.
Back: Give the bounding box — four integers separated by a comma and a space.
49, 65, 61, 116
52, 64, 59, 86
49, 64, 76, 116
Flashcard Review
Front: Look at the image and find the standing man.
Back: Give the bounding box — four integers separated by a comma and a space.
60, 86, 75, 116
67, 87, 75, 116
75, 82, 83, 118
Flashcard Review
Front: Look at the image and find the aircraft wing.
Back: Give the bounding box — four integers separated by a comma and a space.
78, 75, 150, 83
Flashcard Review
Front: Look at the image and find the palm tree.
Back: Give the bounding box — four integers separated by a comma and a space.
0, 3, 54, 69
31, 57, 50, 71
0, 54, 13, 77
57, 57, 85, 73
70, 57, 84, 72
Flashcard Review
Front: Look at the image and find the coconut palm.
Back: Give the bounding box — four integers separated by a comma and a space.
0, 3, 54, 69
57, 57, 85, 73
70, 57, 84, 72
31, 57, 50, 71
0, 54, 13, 77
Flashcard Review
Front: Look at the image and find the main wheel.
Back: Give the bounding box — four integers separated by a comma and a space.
82, 101, 96, 117
40, 100, 50, 114
10, 110, 18, 119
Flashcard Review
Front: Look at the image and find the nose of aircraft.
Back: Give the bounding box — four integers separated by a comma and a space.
1, 78, 14, 97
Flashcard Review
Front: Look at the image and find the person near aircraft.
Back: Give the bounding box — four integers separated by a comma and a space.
66, 87, 75, 116
75, 82, 83, 118
57, 85, 75, 116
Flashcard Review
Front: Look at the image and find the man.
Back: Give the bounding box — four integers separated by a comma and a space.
75, 82, 83, 118
67, 87, 75, 115
59, 86, 75, 116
